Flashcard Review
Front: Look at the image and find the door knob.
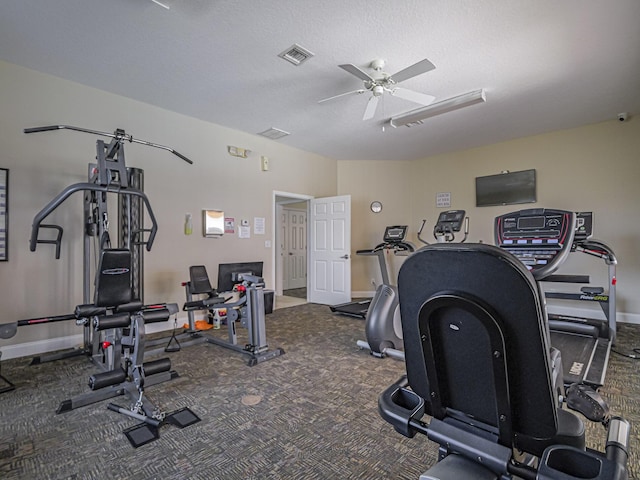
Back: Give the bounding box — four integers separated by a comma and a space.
340, 254, 350, 259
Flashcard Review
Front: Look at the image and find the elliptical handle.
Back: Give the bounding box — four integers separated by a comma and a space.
417, 219, 430, 245
461, 217, 470, 243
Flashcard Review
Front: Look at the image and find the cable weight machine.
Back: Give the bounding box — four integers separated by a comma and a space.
22, 124, 192, 365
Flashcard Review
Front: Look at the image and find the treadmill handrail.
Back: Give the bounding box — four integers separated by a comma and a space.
30, 182, 158, 254
576, 239, 617, 266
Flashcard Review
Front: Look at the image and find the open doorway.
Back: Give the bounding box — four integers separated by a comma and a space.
272, 191, 312, 309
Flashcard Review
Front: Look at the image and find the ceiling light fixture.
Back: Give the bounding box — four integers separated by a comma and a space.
389, 89, 486, 128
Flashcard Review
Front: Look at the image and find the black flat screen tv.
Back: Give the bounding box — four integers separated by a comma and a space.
475, 169, 536, 207
217, 261, 264, 293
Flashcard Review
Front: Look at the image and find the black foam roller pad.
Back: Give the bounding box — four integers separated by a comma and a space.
75, 304, 107, 318
89, 369, 127, 390
94, 312, 131, 330
143, 358, 171, 376
143, 309, 170, 324
116, 301, 144, 313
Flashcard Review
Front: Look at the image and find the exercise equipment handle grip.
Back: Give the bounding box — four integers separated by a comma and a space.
107, 403, 162, 428
24, 125, 64, 134
606, 417, 630, 467
172, 150, 193, 165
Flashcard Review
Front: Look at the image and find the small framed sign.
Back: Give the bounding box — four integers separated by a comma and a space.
436, 192, 451, 208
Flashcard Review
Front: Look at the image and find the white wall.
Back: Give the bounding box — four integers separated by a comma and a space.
0, 61, 337, 357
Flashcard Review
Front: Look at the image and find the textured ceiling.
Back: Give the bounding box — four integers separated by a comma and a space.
1, 0, 639, 161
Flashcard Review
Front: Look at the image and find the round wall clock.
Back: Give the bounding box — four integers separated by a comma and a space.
370, 201, 383, 213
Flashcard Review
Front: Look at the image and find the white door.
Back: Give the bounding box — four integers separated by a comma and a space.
284, 208, 307, 289
308, 195, 351, 305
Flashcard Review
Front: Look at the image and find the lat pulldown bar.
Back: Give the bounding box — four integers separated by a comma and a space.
24, 125, 194, 165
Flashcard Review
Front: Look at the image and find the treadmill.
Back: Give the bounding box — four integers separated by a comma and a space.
495, 209, 616, 388
330, 225, 414, 319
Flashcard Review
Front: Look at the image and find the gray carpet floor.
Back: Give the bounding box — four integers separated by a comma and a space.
0, 303, 638, 479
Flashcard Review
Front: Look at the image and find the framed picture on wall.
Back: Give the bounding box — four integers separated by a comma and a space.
0, 168, 7, 261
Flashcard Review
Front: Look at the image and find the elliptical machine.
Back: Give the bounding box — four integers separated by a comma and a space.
418, 209, 469, 245
355, 226, 414, 360
357, 211, 469, 360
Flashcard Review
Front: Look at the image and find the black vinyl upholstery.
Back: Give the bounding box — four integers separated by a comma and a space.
189, 265, 216, 295
398, 243, 584, 457
94, 249, 133, 307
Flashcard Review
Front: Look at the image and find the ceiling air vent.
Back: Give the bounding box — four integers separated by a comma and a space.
258, 128, 290, 140
278, 44, 314, 66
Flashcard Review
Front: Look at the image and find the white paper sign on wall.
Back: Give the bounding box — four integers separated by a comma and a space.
436, 192, 451, 208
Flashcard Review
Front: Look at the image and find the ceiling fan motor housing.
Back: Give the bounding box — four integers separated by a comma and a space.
370, 59, 386, 71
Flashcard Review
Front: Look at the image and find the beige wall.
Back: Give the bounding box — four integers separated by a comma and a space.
0, 61, 337, 356
2, 58, 639, 359
338, 119, 640, 321
410, 120, 640, 321
337, 160, 414, 292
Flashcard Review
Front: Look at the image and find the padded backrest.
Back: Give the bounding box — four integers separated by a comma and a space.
398, 243, 558, 444
94, 249, 133, 307
189, 265, 215, 295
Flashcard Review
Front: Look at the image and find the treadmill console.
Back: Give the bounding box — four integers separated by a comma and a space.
383, 225, 408, 243
357, 225, 414, 257
494, 208, 576, 279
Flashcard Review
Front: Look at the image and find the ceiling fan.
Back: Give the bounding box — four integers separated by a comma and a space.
150, 0, 170, 9
319, 58, 437, 120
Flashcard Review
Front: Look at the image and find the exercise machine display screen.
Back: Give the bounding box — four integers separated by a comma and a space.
495, 208, 575, 279
383, 226, 408, 243
517, 216, 545, 230
436, 210, 466, 232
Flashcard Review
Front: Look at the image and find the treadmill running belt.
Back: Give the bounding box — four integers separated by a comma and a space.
330, 299, 371, 319
550, 331, 597, 385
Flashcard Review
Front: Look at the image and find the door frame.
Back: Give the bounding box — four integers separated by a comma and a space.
272, 191, 313, 297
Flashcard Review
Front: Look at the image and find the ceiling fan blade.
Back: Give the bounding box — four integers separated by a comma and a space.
318, 89, 366, 103
150, 0, 170, 9
363, 95, 379, 120
339, 64, 376, 82
389, 58, 436, 84
390, 88, 435, 106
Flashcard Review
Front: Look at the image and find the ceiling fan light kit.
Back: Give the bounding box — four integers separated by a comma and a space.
319, 58, 437, 120
389, 89, 487, 127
